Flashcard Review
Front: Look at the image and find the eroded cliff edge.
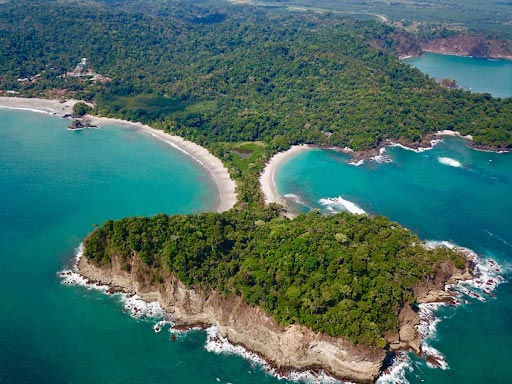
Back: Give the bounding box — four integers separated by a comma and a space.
78, 254, 385, 383
77, 249, 472, 383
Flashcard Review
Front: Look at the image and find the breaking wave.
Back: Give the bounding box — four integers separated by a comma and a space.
379, 241, 504, 383
348, 159, 365, 166
438, 157, 463, 168
205, 326, 344, 384
318, 196, 366, 215
370, 147, 392, 164
283, 193, 307, 206
59, 244, 172, 331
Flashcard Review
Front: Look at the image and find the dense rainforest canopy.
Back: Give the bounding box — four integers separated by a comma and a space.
1, 0, 505, 348
84, 209, 462, 347
1, 0, 511, 153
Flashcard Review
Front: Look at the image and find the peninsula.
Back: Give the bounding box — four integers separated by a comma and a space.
2, 0, 511, 382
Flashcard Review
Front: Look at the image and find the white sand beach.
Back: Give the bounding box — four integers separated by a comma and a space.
437, 129, 473, 140
0, 96, 82, 116
0, 97, 237, 213
259, 145, 311, 205
85, 116, 237, 213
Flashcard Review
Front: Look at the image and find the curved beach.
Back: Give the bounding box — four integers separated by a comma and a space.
259, 145, 311, 205
0, 97, 237, 213
0, 96, 81, 116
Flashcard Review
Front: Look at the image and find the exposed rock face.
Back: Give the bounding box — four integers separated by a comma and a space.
419, 35, 512, 60
78, 255, 385, 383
387, 258, 473, 354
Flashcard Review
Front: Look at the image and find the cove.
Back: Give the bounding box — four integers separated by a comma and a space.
275, 137, 512, 383
0, 109, 282, 384
404, 52, 512, 98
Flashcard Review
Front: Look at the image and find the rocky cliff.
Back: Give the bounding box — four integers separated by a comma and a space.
78, 254, 385, 383
419, 35, 512, 59
78, 250, 472, 383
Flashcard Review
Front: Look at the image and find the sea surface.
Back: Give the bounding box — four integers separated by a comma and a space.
404, 52, 512, 98
0, 109, 282, 384
2, 99, 512, 383
275, 138, 512, 383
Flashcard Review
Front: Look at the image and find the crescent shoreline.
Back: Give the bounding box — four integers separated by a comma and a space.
0, 97, 237, 213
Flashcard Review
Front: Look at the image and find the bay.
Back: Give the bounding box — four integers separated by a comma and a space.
404, 52, 512, 98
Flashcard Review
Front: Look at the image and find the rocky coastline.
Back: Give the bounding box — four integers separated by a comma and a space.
397, 34, 512, 61
75, 245, 475, 383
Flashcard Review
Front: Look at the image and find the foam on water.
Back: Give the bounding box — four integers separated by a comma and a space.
205, 326, 344, 384
318, 196, 366, 215
376, 352, 413, 384
370, 147, 392, 164
379, 241, 505, 381
388, 139, 442, 153
284, 193, 306, 206
438, 157, 463, 168
348, 159, 364, 166
484, 229, 512, 249
58, 244, 110, 293
59, 244, 170, 328
0, 105, 59, 116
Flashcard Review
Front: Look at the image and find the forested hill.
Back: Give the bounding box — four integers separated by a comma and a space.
1, 0, 512, 151
84, 209, 463, 347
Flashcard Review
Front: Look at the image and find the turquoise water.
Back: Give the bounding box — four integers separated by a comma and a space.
3, 108, 512, 384
404, 52, 512, 98
275, 138, 512, 383
0, 109, 281, 384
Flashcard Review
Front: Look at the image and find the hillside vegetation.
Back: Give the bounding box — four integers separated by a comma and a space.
84, 209, 462, 347
0, 0, 503, 348
1, 0, 511, 156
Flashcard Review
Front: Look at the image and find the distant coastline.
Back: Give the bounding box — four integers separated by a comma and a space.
0, 97, 237, 213
405, 49, 512, 61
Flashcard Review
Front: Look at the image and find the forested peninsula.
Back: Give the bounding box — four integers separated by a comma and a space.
2, 0, 510, 381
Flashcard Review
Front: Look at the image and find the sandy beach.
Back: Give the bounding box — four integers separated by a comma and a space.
0, 96, 82, 116
0, 97, 237, 213
85, 116, 237, 212
437, 129, 473, 140
259, 145, 311, 205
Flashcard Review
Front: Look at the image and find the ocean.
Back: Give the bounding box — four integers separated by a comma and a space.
2, 53, 512, 384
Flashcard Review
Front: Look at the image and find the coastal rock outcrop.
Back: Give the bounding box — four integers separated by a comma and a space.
78, 254, 385, 383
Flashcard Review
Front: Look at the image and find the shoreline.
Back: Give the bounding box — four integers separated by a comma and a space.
259, 144, 312, 206
60, 240, 503, 384
0, 96, 80, 116
259, 130, 480, 209
64, 248, 386, 383
84, 115, 237, 213
421, 49, 512, 61
0, 97, 237, 213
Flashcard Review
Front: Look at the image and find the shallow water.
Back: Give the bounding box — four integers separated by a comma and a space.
275, 138, 512, 383
0, 109, 282, 384
404, 52, 512, 98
